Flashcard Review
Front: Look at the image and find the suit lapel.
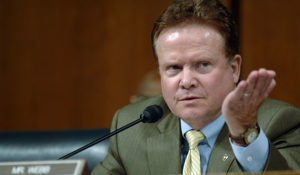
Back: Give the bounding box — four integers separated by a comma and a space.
207, 124, 238, 173
147, 108, 182, 175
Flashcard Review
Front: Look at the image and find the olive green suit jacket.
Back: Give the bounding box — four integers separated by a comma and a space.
92, 96, 300, 175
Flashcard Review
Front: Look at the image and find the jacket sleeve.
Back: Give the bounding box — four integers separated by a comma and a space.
261, 102, 300, 171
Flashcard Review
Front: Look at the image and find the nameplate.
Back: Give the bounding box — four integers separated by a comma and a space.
0, 159, 89, 175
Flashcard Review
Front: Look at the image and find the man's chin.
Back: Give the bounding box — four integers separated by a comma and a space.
177, 110, 209, 121
176, 109, 219, 127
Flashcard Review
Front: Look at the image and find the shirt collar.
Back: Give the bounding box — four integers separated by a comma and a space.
181, 115, 225, 148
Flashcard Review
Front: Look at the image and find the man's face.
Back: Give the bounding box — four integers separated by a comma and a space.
156, 23, 241, 129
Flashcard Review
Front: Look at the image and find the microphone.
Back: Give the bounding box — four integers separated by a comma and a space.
58, 105, 163, 160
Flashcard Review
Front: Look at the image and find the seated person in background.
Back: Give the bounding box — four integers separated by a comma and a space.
92, 0, 300, 174
130, 70, 161, 103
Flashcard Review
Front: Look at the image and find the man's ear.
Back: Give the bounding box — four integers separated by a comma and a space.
230, 54, 242, 84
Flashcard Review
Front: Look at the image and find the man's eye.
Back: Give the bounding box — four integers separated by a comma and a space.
197, 62, 212, 74
169, 65, 181, 70
200, 62, 209, 67
165, 65, 181, 76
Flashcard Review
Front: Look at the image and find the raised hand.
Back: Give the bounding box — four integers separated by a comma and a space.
222, 68, 276, 137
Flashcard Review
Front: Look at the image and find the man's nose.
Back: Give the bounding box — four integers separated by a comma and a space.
179, 69, 198, 89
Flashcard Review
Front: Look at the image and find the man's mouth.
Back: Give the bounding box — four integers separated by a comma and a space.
180, 96, 200, 101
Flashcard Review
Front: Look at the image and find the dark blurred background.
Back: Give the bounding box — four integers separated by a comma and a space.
0, 0, 299, 131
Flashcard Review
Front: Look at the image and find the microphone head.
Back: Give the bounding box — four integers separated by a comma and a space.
140, 105, 163, 123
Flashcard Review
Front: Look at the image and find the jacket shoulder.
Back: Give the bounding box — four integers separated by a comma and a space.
258, 98, 300, 138
259, 99, 298, 111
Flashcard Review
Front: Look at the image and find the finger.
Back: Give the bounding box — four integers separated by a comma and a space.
237, 80, 248, 94
233, 80, 248, 100
264, 79, 276, 98
252, 68, 269, 98
256, 69, 276, 98
266, 70, 276, 77
261, 75, 275, 97
244, 71, 258, 97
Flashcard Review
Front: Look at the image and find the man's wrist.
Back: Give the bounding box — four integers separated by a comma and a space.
229, 123, 260, 146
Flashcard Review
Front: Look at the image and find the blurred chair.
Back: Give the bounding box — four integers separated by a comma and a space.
0, 128, 109, 171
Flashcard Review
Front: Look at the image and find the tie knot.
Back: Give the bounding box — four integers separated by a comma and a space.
185, 130, 205, 149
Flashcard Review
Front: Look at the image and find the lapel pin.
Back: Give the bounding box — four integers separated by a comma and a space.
222, 153, 229, 161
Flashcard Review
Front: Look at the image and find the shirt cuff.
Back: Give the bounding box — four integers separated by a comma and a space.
229, 128, 269, 172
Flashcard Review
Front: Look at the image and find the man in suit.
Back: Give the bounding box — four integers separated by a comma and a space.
92, 0, 300, 174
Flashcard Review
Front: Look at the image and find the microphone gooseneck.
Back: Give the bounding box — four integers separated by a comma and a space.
58, 105, 163, 160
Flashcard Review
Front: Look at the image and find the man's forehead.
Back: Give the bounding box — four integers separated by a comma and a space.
166, 32, 179, 42
157, 23, 225, 49
158, 23, 223, 41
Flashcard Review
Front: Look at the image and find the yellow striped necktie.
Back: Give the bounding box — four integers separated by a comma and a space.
183, 130, 205, 175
